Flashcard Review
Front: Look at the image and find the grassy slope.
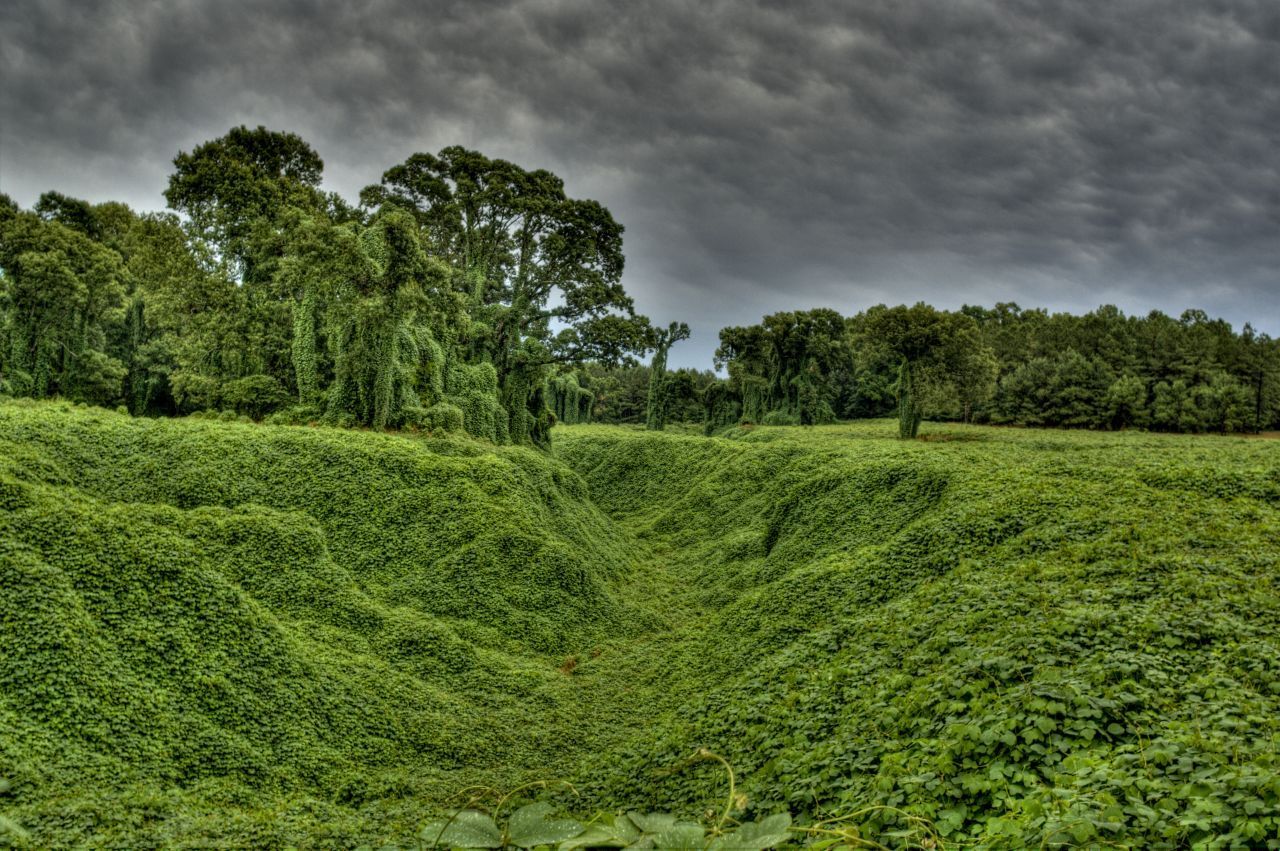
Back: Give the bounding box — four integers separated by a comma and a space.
2, 404, 1279, 847
0, 400, 663, 847
555, 423, 1280, 848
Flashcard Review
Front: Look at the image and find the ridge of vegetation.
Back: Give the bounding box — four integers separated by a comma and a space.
554, 424, 1280, 848
2, 401, 1279, 847
5, 126, 1279, 447
0, 399, 664, 846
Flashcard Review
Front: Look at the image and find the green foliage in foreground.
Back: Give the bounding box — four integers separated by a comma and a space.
416, 766, 803, 851
421, 804, 794, 850
0, 399, 654, 847
558, 423, 1280, 849
3, 400, 1280, 847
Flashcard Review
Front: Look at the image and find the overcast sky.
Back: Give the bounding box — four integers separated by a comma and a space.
3, 0, 1278, 367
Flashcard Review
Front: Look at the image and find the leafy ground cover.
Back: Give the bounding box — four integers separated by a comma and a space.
2, 401, 1278, 847
556, 423, 1280, 848
0, 399, 659, 846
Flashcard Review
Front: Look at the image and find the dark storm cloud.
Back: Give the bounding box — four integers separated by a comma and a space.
3, 0, 1279, 366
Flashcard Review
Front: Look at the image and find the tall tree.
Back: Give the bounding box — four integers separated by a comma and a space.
860, 303, 991, 438
0, 209, 126, 404
363, 147, 651, 442
278, 209, 452, 429
165, 125, 326, 280
549, 370, 595, 425
163, 128, 332, 399
715, 308, 848, 425
645, 321, 690, 430
1233, 323, 1279, 431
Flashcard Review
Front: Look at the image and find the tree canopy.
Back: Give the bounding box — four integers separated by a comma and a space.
3, 128, 1278, 441
362, 146, 651, 441
715, 308, 848, 426
857, 303, 993, 438
0, 129, 656, 447
706, 303, 1278, 437
645, 320, 690, 431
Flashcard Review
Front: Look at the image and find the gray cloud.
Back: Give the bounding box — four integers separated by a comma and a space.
3, 0, 1279, 367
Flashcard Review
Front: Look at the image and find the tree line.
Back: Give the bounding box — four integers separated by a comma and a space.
674, 303, 1277, 436
4, 126, 1277, 441
0, 126, 662, 446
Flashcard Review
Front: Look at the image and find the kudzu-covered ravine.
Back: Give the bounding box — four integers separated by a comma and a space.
1, 399, 1278, 848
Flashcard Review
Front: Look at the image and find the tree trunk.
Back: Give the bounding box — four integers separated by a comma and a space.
897, 360, 922, 439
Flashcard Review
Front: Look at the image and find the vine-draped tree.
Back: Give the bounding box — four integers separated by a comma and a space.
715, 309, 848, 425
645, 321, 690, 430
278, 209, 457, 429
0, 205, 126, 403
326, 212, 448, 429
163, 126, 343, 410
361, 147, 652, 443
548, 370, 595, 425
858, 303, 992, 438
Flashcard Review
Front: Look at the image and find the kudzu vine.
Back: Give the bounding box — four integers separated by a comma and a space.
645, 321, 690, 431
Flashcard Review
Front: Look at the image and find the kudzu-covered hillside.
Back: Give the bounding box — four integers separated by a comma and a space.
0, 399, 657, 846
558, 424, 1280, 848
2, 399, 1279, 848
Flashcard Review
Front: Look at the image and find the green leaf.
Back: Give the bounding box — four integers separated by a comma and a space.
709, 813, 792, 850
507, 802, 584, 848
629, 813, 679, 835
557, 823, 631, 850
420, 810, 503, 848
1070, 821, 1096, 844
653, 823, 707, 850
612, 813, 645, 843
559, 813, 645, 849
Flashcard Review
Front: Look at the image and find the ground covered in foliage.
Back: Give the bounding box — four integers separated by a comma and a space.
2, 401, 1278, 848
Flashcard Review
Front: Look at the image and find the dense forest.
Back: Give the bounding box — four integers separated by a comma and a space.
704, 303, 1280, 437
566, 303, 1280, 438
3, 125, 1278, 442
0, 126, 654, 447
